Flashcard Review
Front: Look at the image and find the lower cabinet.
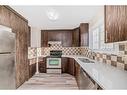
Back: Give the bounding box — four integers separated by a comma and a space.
74, 60, 81, 87
29, 63, 36, 78
62, 57, 75, 76
61, 57, 68, 73
38, 57, 46, 73
68, 58, 75, 76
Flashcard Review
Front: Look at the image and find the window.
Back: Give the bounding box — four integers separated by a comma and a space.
93, 28, 99, 49
92, 24, 115, 52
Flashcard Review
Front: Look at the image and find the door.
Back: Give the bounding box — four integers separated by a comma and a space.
0, 25, 15, 89
0, 54, 15, 89
0, 26, 15, 53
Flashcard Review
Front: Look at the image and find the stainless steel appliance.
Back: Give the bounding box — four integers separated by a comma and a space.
0, 26, 15, 89
46, 50, 62, 74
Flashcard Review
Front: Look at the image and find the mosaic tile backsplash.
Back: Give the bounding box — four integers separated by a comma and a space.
41, 43, 81, 55
28, 42, 127, 71
41, 47, 81, 55
80, 43, 127, 71
28, 47, 37, 59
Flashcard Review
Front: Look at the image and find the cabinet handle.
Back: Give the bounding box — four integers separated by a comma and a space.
105, 30, 108, 42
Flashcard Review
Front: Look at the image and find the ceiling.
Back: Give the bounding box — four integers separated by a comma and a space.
11, 6, 103, 30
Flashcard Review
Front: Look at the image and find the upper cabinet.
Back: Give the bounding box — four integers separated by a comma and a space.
10, 12, 20, 32
105, 5, 127, 43
41, 24, 89, 47
80, 23, 89, 46
41, 30, 48, 47
41, 30, 73, 47
62, 31, 72, 47
48, 31, 62, 41
0, 6, 11, 27
72, 27, 80, 47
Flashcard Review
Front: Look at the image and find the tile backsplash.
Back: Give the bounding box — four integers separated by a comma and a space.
80, 43, 127, 71
28, 47, 37, 59
41, 47, 81, 55
28, 42, 127, 71
41, 43, 81, 55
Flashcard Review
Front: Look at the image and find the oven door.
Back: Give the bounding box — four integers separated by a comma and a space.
47, 58, 61, 68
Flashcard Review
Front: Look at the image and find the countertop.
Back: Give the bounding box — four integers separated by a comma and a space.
41, 55, 127, 89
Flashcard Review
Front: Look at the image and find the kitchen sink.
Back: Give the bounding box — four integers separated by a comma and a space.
78, 58, 95, 63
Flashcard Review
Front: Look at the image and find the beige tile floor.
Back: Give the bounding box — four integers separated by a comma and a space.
18, 73, 78, 90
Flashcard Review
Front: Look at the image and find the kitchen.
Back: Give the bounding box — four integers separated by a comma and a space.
0, 5, 127, 90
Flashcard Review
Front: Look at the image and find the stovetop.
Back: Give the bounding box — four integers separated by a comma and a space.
50, 50, 62, 58
47, 56, 62, 58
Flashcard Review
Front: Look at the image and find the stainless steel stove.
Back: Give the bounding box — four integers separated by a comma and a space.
46, 50, 62, 74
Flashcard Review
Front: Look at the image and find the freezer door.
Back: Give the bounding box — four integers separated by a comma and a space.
0, 30, 15, 53
0, 53, 15, 89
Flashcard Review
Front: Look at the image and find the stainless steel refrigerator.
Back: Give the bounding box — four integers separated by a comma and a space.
0, 29, 15, 89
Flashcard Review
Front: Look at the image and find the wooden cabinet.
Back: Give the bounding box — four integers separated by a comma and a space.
38, 57, 46, 73
48, 31, 62, 41
27, 26, 31, 47
10, 12, 20, 32
29, 63, 36, 78
68, 58, 75, 76
41, 31, 48, 47
72, 28, 80, 47
74, 60, 80, 87
0, 6, 11, 27
62, 57, 68, 73
80, 23, 89, 46
105, 5, 127, 43
62, 57, 75, 75
41, 30, 73, 47
62, 31, 72, 47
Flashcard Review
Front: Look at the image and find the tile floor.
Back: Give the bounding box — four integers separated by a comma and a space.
18, 73, 78, 90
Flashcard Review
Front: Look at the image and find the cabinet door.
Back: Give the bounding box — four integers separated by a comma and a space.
74, 60, 80, 87
38, 57, 46, 73
28, 59, 36, 79
29, 63, 36, 78
62, 31, 72, 47
72, 28, 80, 47
80, 23, 89, 46
10, 12, 21, 33
62, 57, 75, 75
41, 31, 48, 47
0, 6, 11, 27
48, 31, 62, 41
61, 57, 68, 73
68, 58, 75, 76
105, 5, 127, 43
27, 26, 31, 47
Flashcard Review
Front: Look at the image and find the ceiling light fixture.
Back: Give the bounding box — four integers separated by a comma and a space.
46, 8, 59, 21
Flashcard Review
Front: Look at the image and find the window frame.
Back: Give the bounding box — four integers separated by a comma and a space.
90, 23, 118, 54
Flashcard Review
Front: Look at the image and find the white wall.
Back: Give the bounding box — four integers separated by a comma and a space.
31, 27, 41, 47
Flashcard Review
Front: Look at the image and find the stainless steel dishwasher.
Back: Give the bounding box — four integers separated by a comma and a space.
79, 68, 97, 89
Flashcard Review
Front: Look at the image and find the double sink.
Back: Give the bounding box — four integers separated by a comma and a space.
78, 58, 95, 63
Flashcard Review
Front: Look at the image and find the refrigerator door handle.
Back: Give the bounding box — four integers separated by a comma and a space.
0, 52, 12, 54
